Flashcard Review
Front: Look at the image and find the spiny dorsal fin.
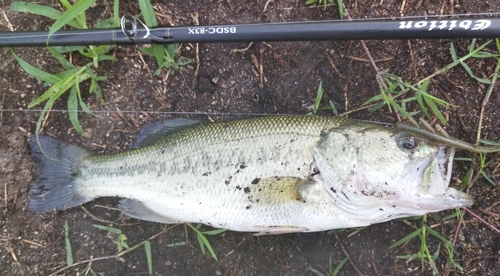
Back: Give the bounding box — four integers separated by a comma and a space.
133, 118, 201, 148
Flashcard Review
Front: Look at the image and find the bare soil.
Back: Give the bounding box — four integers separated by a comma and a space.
1, 0, 500, 275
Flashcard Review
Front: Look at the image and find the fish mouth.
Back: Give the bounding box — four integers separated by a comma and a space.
422, 145, 474, 208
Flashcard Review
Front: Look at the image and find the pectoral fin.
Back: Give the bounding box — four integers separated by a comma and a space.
249, 177, 311, 203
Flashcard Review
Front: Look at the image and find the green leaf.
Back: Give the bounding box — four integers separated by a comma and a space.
10, 2, 81, 28
480, 171, 496, 186
415, 92, 430, 118
426, 226, 453, 249
202, 228, 228, 235
314, 80, 323, 114
450, 42, 458, 61
479, 139, 500, 146
460, 168, 473, 190
389, 228, 422, 249
423, 94, 447, 124
48, 0, 96, 40
187, 224, 219, 260
144, 241, 153, 275
92, 224, 123, 235
68, 85, 86, 135
138, 0, 158, 26
47, 46, 75, 70
397, 252, 423, 260
10, 49, 60, 84
337, 0, 344, 19
139, 47, 155, 56
64, 220, 74, 266
332, 255, 349, 276
460, 61, 491, 84
113, 0, 120, 27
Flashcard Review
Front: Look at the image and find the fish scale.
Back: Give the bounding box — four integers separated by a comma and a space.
28, 115, 473, 235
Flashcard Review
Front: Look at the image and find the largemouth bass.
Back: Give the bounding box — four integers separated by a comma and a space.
29, 115, 473, 235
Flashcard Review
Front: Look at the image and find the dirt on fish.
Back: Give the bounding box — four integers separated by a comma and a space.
1, 0, 500, 275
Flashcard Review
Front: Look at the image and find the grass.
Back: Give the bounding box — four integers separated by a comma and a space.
309, 254, 350, 276
360, 39, 498, 125
11, 0, 190, 141
52, 222, 226, 275
310, 35, 500, 274
305, 0, 345, 18
309, 80, 338, 115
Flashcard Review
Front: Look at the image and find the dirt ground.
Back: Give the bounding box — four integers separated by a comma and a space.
1, 0, 500, 275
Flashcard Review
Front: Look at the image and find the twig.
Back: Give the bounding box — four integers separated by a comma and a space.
49, 224, 179, 276
475, 60, 500, 146
80, 206, 140, 227
464, 207, 500, 235
259, 43, 264, 89
263, 0, 274, 12
334, 233, 364, 276
231, 42, 254, 53
190, 7, 200, 94
326, 50, 345, 78
1, 10, 14, 31
344, 10, 401, 121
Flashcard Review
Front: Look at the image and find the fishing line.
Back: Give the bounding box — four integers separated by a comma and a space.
0, 108, 282, 117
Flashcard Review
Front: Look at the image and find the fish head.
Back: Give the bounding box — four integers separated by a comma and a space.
311, 123, 473, 224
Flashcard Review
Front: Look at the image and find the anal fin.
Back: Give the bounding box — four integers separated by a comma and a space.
253, 226, 309, 236
119, 199, 182, 224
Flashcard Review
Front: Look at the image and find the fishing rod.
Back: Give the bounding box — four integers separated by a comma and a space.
0, 15, 499, 47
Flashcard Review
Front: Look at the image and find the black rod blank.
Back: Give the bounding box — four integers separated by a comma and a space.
1, 17, 499, 47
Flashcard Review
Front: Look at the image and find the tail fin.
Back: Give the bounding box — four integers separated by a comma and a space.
28, 134, 91, 213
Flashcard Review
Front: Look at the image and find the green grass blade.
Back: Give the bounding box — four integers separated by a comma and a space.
337, 0, 344, 19
48, 0, 96, 39
138, 0, 164, 67
396, 252, 422, 260
47, 47, 76, 70
187, 224, 219, 260
313, 80, 324, 114
68, 85, 86, 135
10, 49, 60, 84
415, 92, 430, 118
92, 224, 123, 235
144, 241, 153, 275
59, 0, 87, 28
308, 267, 327, 276
332, 255, 349, 276
480, 171, 496, 186
479, 139, 500, 146
64, 220, 74, 266
10, 2, 81, 28
113, 0, 120, 27
202, 228, 228, 235
422, 94, 447, 124
196, 232, 206, 255
450, 42, 458, 61
425, 226, 453, 249
459, 61, 491, 84
460, 168, 473, 190
389, 228, 422, 249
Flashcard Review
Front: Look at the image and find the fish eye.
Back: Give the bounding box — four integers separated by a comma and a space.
397, 134, 419, 151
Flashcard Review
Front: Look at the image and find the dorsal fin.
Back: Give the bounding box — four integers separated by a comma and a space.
133, 118, 201, 148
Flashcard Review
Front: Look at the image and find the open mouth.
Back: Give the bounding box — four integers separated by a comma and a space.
428, 145, 474, 207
